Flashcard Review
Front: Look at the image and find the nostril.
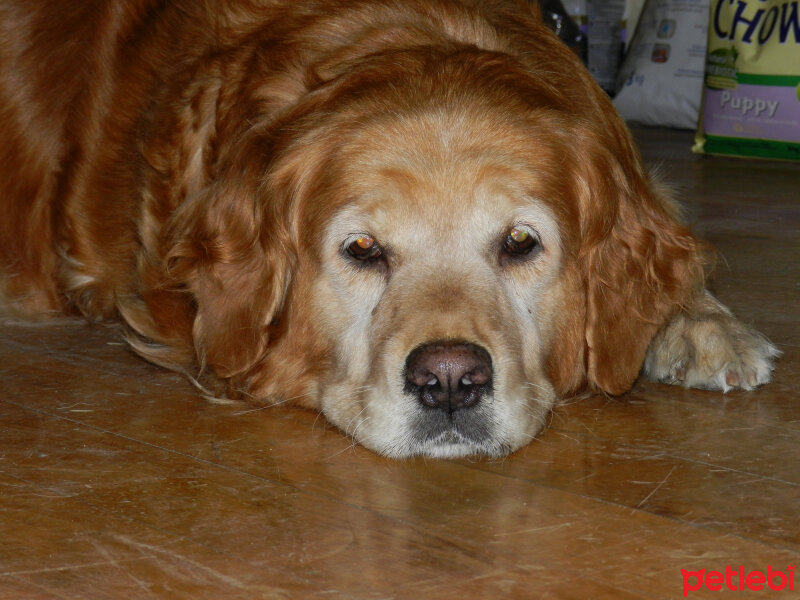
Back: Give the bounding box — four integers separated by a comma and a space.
404, 341, 493, 412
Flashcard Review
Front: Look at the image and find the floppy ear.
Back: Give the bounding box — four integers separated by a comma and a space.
164, 155, 292, 380
546, 262, 588, 397
577, 134, 705, 395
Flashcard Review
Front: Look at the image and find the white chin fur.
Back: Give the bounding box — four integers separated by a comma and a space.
366, 431, 512, 459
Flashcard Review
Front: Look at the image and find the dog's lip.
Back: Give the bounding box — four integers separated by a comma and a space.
412, 411, 496, 449
436, 429, 464, 445
419, 428, 477, 448
410, 428, 513, 458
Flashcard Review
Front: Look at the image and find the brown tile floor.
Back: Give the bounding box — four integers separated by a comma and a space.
1, 128, 798, 599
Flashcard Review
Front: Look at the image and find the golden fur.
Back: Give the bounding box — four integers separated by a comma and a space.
0, 0, 778, 457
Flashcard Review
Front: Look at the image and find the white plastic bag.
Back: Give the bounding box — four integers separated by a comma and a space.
613, 0, 710, 129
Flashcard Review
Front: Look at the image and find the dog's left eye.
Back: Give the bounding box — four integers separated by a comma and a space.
503, 226, 540, 257
345, 234, 384, 262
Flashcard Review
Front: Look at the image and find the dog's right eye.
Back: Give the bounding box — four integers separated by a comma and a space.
345, 234, 384, 262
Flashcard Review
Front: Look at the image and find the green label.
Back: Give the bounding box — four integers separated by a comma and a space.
699, 134, 800, 160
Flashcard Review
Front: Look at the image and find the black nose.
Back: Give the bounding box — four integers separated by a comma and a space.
404, 341, 493, 412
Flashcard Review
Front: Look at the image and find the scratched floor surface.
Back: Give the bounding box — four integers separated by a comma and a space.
1, 127, 798, 599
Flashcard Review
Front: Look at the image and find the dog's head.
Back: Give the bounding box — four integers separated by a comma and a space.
151, 29, 703, 458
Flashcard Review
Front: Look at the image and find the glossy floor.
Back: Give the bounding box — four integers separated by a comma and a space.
1, 128, 798, 599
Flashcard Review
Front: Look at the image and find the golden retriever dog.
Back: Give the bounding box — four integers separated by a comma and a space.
0, 0, 779, 457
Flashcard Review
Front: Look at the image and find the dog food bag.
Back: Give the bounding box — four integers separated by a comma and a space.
622, 0, 647, 49
586, 0, 626, 93
614, 0, 711, 129
693, 0, 800, 160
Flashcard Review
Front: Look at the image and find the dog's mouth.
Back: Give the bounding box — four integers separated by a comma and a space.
408, 406, 509, 458
410, 431, 512, 459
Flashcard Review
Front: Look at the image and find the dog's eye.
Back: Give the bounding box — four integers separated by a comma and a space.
346, 234, 384, 262
503, 226, 540, 257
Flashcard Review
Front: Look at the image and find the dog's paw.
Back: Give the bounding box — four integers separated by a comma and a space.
644, 294, 780, 392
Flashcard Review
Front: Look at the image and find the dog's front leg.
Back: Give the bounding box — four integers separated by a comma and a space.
643, 291, 780, 391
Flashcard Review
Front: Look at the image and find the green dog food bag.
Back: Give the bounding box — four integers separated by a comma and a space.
694, 0, 800, 160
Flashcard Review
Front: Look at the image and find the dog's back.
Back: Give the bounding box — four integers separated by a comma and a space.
0, 0, 554, 320
0, 1, 205, 316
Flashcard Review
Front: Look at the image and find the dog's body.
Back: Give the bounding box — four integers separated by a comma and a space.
0, 0, 778, 457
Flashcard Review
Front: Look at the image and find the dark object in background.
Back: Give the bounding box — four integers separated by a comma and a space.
537, 0, 625, 96
538, 0, 587, 62
584, 1, 625, 95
